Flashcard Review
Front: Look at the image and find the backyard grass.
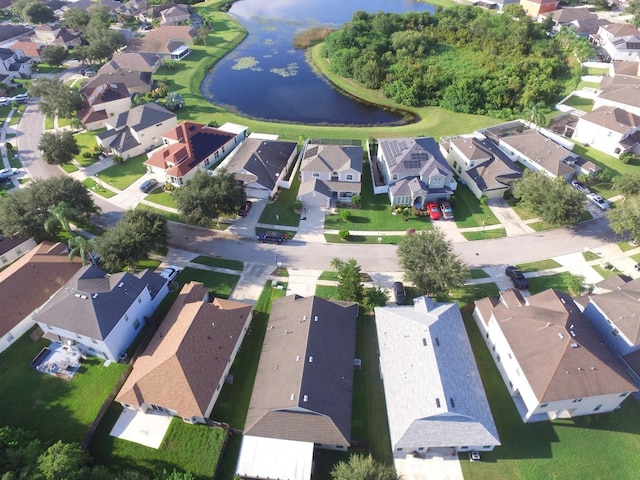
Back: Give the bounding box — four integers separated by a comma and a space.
510, 202, 539, 221
469, 268, 490, 279
135, 258, 162, 270
315, 285, 339, 299
584, 67, 609, 75
448, 282, 500, 308
90, 403, 224, 480
462, 228, 507, 241
453, 185, 499, 228
58, 117, 71, 127
259, 172, 302, 227
324, 233, 405, 244
95, 154, 148, 190
211, 281, 287, 428
571, 143, 637, 198
145, 190, 178, 209
527, 272, 576, 295
582, 250, 601, 261
83, 178, 117, 198
516, 259, 562, 273
0, 331, 127, 443
562, 95, 594, 112
191, 255, 244, 271
576, 80, 600, 90
460, 309, 640, 480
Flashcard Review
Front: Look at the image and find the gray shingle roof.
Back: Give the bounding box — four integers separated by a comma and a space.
244, 295, 358, 445
375, 297, 500, 449
378, 137, 451, 178
587, 277, 640, 345
300, 144, 362, 175
113, 102, 176, 131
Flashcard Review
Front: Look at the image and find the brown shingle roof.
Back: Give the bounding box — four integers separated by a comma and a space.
587, 277, 640, 345
475, 289, 635, 403
0, 242, 82, 338
244, 295, 358, 445
579, 106, 640, 133
116, 282, 252, 418
124, 25, 196, 55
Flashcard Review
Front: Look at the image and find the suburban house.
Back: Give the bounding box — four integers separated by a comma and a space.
236, 295, 358, 480
486, 122, 598, 179
124, 25, 197, 60
97, 103, 177, 160
572, 106, 640, 158
297, 143, 363, 208
541, 7, 597, 31
8, 41, 43, 63
0, 48, 31, 81
78, 82, 132, 131
0, 242, 82, 354
593, 77, 640, 118
0, 25, 31, 49
115, 281, 253, 424
473, 288, 636, 423
35, 265, 170, 363
115, 0, 150, 20
158, 4, 191, 25
375, 137, 456, 207
33, 26, 82, 49
145, 121, 247, 187
590, 23, 640, 62
442, 134, 522, 200
80, 71, 154, 97
375, 296, 500, 458
98, 52, 164, 74
222, 137, 298, 199
0, 235, 36, 268
519, 0, 560, 17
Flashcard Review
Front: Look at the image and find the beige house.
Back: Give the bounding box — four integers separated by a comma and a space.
78, 82, 132, 131
572, 107, 640, 158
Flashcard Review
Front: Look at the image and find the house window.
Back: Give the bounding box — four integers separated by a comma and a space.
133, 319, 141, 330
76, 334, 82, 340
313, 173, 320, 178
573, 398, 583, 403
496, 354, 501, 362
0, 256, 6, 264
138, 298, 142, 303
461, 446, 468, 450
392, 174, 398, 181
593, 404, 603, 411
453, 161, 457, 168
6, 333, 13, 342
611, 328, 619, 337
346, 174, 353, 180
422, 338, 427, 346
435, 398, 441, 408
620, 392, 628, 397
124, 314, 129, 322
336, 445, 345, 449
396, 448, 403, 452
508, 381, 513, 388
457, 167, 462, 174
91, 338, 97, 344
508, 353, 512, 359
540, 403, 548, 408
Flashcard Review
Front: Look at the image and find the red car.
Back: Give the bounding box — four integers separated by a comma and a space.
427, 202, 440, 220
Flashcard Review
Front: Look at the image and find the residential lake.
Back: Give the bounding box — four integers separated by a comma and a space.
201, 0, 435, 126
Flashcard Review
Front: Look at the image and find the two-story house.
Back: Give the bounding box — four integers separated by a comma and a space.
590, 23, 640, 62
124, 25, 197, 60
33, 26, 82, 49
35, 265, 170, 363
116, 281, 253, 424
473, 288, 636, 423
298, 143, 362, 208
78, 82, 132, 131
97, 103, 178, 160
98, 52, 164, 75
442, 134, 522, 200
376, 137, 456, 208
0, 48, 31, 83
593, 76, 640, 118
144, 121, 247, 187
572, 106, 640, 158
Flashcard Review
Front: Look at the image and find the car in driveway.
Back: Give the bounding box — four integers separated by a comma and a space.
0, 97, 9, 106
0, 168, 18, 180
237, 200, 252, 217
586, 192, 609, 210
570, 180, 590, 194
257, 230, 285, 244
439, 200, 454, 220
12, 93, 28, 103
160, 265, 180, 282
505, 266, 529, 290
426, 202, 440, 220
392, 281, 409, 305
139, 178, 158, 193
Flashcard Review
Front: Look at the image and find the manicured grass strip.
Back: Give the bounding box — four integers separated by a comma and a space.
510, 202, 538, 221
315, 285, 339, 299
259, 171, 301, 227
324, 234, 405, 244
584, 67, 609, 75
135, 258, 162, 270
527, 272, 575, 295
61, 163, 79, 173
44, 116, 54, 130
619, 241, 637, 252
136, 203, 183, 223
145, 190, 178, 209
0, 331, 126, 443
83, 178, 117, 198
58, 117, 71, 127
632, 253, 640, 263
563, 95, 594, 112
453, 185, 499, 228
449, 283, 499, 308
592, 264, 624, 279
318, 271, 339, 281
469, 268, 490, 279
90, 403, 224, 480
191, 255, 244, 271
516, 259, 562, 273
210, 282, 287, 429
582, 251, 600, 261
95, 153, 148, 190
462, 228, 507, 241
527, 220, 558, 232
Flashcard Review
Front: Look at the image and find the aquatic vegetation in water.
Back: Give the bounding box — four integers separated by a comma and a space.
232, 57, 262, 71
270, 63, 299, 78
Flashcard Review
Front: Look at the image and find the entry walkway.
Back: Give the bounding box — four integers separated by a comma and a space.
487, 198, 535, 236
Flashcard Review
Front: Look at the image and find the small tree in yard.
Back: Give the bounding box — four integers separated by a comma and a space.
566, 273, 586, 297
340, 209, 352, 222
38, 131, 79, 165
363, 285, 389, 311
338, 229, 350, 240
40, 45, 67, 67
330, 257, 364, 303
331, 453, 399, 480
165, 92, 185, 111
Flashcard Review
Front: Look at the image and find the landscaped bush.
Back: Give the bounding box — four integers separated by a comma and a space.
339, 229, 350, 240
340, 209, 352, 222
82, 151, 93, 158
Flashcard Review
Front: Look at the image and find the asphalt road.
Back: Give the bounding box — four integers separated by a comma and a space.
16, 101, 63, 181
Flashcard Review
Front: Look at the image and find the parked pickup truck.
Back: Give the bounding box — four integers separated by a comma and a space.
257, 231, 286, 244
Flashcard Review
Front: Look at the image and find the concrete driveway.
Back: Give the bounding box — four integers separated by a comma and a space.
394, 451, 463, 480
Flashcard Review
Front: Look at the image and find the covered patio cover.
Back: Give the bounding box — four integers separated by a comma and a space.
236, 435, 313, 480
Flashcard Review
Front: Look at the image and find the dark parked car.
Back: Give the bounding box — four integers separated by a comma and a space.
505, 266, 529, 290
257, 230, 285, 244
392, 281, 409, 305
238, 200, 252, 217
439, 200, 454, 220
139, 178, 158, 193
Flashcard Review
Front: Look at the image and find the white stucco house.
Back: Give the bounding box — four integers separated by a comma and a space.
35, 265, 171, 363
572, 106, 640, 158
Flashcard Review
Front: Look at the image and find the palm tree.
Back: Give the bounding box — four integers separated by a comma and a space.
523, 102, 546, 130
67, 235, 96, 266
44, 201, 79, 236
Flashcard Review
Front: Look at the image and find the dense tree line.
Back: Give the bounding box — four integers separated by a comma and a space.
322, 6, 590, 118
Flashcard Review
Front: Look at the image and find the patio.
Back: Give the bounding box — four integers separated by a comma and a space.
30, 342, 83, 381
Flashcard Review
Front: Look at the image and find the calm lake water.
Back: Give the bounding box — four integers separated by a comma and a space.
201, 0, 435, 126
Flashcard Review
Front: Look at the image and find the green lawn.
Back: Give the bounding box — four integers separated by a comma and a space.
632, 252, 640, 262
324, 233, 405, 244
619, 241, 637, 252
135, 204, 183, 223
469, 268, 490, 279
462, 228, 507, 241
90, 403, 224, 480
516, 259, 562, 273
582, 251, 600, 261
145, 190, 178, 209
211, 282, 287, 428
61, 163, 79, 173
0, 331, 126, 443
95, 154, 148, 190
571, 144, 637, 198
259, 171, 302, 227
527, 272, 576, 295
510, 202, 538, 221
562, 95, 594, 112
191, 255, 244, 271
584, 66, 609, 75
74, 130, 104, 167
453, 185, 499, 228
592, 264, 624, 279
83, 178, 117, 198
449, 283, 500, 307
44, 116, 54, 130
315, 285, 339, 299
135, 258, 162, 270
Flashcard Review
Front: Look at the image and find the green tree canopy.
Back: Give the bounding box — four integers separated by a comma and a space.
397, 227, 468, 298
627, 0, 640, 27
44, 200, 79, 236
614, 173, 640, 197
174, 169, 246, 226
28, 78, 83, 119
38, 131, 79, 165
608, 195, 640, 242
40, 45, 68, 67
363, 285, 389, 312
62, 7, 90, 32
513, 170, 586, 225
330, 257, 364, 303
14, 0, 54, 23
37, 441, 90, 480
331, 453, 399, 480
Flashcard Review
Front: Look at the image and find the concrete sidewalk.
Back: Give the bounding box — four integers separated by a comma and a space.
487, 198, 535, 236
